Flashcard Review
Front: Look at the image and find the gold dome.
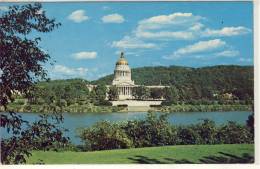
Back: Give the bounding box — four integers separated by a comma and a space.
116, 52, 128, 65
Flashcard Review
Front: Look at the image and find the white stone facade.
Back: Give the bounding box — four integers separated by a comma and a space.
112, 52, 136, 100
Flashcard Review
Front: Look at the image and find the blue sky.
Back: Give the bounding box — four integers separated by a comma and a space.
0, 1, 253, 80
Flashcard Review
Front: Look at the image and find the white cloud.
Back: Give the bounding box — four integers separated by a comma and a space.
136, 30, 195, 40
132, 13, 251, 41
203, 26, 251, 37
215, 50, 240, 57
52, 65, 88, 77
112, 36, 157, 49
72, 51, 97, 60
102, 13, 125, 23
109, 11, 251, 56
137, 12, 203, 31
167, 39, 226, 59
238, 58, 252, 63
0, 6, 8, 11
152, 62, 165, 66
98, 73, 109, 78
115, 50, 140, 56
134, 12, 203, 40
189, 23, 205, 31
102, 6, 111, 10
68, 10, 89, 23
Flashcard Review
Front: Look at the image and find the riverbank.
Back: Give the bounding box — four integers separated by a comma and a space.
153, 104, 253, 113
1, 102, 252, 113
1, 102, 123, 114
27, 144, 254, 164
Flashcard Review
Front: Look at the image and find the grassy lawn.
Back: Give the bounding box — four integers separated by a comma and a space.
27, 144, 254, 164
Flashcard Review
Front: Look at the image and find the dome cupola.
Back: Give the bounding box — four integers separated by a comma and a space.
116, 52, 128, 65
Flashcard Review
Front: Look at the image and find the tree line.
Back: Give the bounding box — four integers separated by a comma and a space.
94, 65, 253, 105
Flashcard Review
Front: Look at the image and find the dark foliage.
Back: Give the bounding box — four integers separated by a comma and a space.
80, 114, 254, 151
93, 65, 253, 104
122, 113, 177, 147
1, 112, 69, 164
108, 85, 118, 101
150, 88, 164, 99
80, 121, 133, 151
132, 85, 150, 100
246, 113, 254, 134
29, 79, 90, 106
0, 3, 69, 164
177, 126, 201, 145
216, 121, 253, 144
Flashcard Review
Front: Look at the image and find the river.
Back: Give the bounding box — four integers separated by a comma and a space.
0, 111, 252, 145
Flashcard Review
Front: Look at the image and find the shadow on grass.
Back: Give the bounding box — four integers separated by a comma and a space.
128, 152, 254, 164
199, 152, 254, 164
128, 155, 194, 164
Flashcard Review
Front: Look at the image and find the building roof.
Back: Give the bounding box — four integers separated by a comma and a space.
116, 52, 128, 65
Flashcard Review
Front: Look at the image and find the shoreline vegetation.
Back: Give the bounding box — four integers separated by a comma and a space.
1, 102, 253, 113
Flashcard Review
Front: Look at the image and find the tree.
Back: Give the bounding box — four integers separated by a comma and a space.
132, 86, 150, 100
162, 86, 179, 105
108, 85, 118, 101
150, 88, 164, 100
196, 119, 217, 144
0, 3, 69, 164
246, 113, 254, 135
92, 84, 111, 105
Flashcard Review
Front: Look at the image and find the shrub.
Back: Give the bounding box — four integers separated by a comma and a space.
195, 119, 218, 144
80, 121, 133, 151
123, 113, 177, 147
177, 126, 201, 145
79, 114, 253, 151
216, 121, 253, 144
123, 120, 151, 147
14, 99, 25, 105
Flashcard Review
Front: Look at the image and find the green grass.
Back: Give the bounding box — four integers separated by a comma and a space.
27, 144, 254, 164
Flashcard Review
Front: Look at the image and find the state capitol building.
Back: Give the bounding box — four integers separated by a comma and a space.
88, 52, 167, 108
112, 52, 136, 100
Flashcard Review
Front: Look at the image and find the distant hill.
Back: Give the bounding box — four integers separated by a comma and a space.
92, 65, 253, 85
35, 65, 253, 102
92, 65, 253, 100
